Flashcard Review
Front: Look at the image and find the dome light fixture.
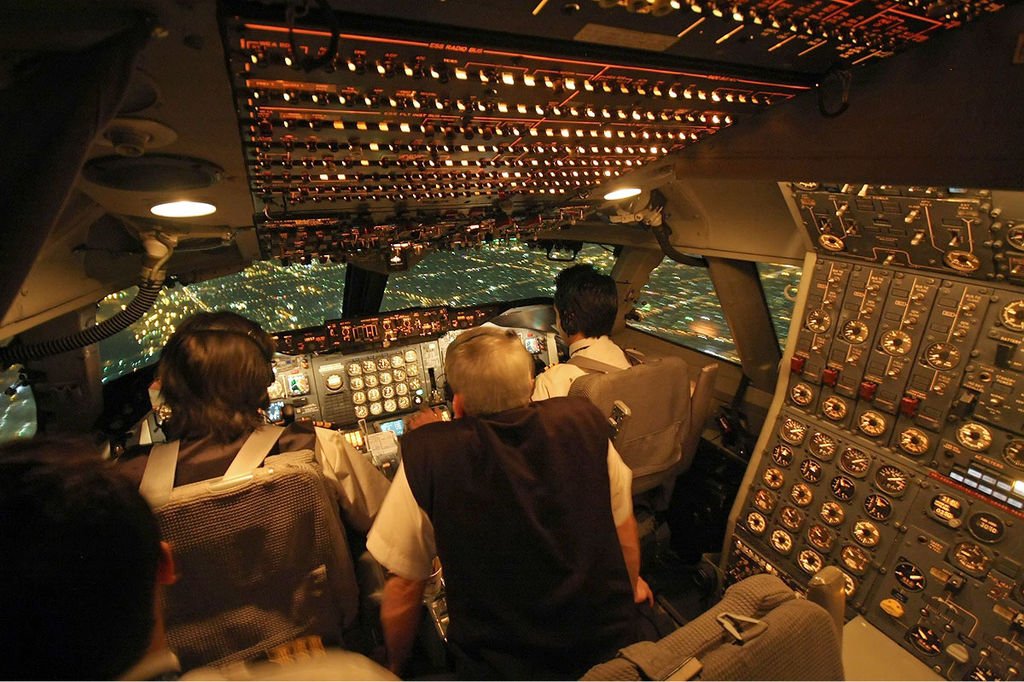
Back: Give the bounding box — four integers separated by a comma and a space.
151, 200, 217, 217
603, 187, 642, 201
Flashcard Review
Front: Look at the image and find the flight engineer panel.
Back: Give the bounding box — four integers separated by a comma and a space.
727, 185, 1024, 680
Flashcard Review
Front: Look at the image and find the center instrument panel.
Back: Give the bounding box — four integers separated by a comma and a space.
726, 185, 1024, 680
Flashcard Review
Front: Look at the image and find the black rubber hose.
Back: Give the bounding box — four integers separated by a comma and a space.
0, 279, 163, 368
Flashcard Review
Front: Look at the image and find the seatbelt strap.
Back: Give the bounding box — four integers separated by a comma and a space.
139, 440, 181, 508
223, 425, 285, 479
566, 354, 625, 374
617, 641, 704, 681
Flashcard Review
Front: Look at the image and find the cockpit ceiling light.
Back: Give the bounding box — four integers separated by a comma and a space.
603, 187, 642, 201
151, 201, 217, 217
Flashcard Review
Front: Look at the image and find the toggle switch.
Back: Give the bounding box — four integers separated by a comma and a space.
822, 367, 839, 387
995, 342, 1016, 369
900, 395, 920, 417
791, 356, 807, 374
859, 380, 878, 402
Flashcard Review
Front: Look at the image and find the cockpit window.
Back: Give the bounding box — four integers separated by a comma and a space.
627, 256, 739, 364
757, 262, 803, 351
97, 260, 347, 382
381, 241, 616, 311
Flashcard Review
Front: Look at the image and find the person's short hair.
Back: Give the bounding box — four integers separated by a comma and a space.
0, 438, 162, 680
553, 264, 619, 338
158, 311, 275, 443
445, 327, 534, 416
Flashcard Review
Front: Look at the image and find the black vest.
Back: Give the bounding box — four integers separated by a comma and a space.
402, 397, 637, 680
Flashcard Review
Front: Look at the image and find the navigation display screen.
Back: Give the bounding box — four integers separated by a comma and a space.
378, 418, 405, 437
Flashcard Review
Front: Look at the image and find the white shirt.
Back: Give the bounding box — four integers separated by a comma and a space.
366, 441, 634, 581
531, 336, 630, 401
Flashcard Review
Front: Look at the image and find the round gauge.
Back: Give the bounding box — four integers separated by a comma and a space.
839, 447, 871, 478
924, 342, 961, 370
762, 467, 786, 490
790, 483, 814, 508
369, 401, 384, 416
266, 380, 284, 400
1000, 300, 1024, 331
362, 359, 376, 374
798, 549, 825, 575
780, 418, 808, 445
806, 309, 833, 334
393, 368, 407, 382
772, 444, 795, 467
397, 395, 411, 410
863, 494, 893, 522
968, 511, 1006, 544
351, 390, 367, 405
1007, 225, 1024, 251
807, 523, 835, 552
406, 363, 419, 376
853, 520, 881, 547
929, 493, 964, 527
364, 374, 379, 388
840, 544, 871, 575
819, 234, 845, 252
819, 501, 846, 527
381, 385, 396, 399
898, 428, 930, 456
408, 378, 422, 391
770, 529, 794, 555
354, 404, 369, 419
800, 459, 823, 483
349, 376, 364, 391
384, 399, 398, 413
950, 541, 991, 576
858, 411, 887, 437
809, 432, 837, 461
790, 383, 814, 406
376, 357, 391, 371
956, 422, 993, 452
874, 464, 909, 497
894, 561, 926, 591
821, 396, 848, 421
404, 349, 418, 363
944, 250, 980, 273
842, 320, 870, 344
366, 387, 381, 402
753, 489, 778, 513
880, 329, 913, 356
907, 625, 942, 656
325, 374, 343, 391
779, 506, 805, 531
391, 354, 405, 368
841, 572, 858, 598
1004, 440, 1024, 470
395, 382, 409, 396
379, 371, 393, 385
745, 511, 767, 535
830, 475, 856, 502
347, 362, 362, 376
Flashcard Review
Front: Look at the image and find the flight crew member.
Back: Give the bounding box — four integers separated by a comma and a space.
117, 311, 389, 533
366, 327, 653, 679
532, 263, 631, 401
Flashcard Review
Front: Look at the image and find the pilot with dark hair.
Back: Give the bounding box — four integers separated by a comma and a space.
0, 439, 180, 681
367, 327, 652, 680
117, 310, 389, 533
532, 263, 632, 400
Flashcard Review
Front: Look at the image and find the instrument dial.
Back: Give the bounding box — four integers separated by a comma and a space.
406, 363, 419, 376
944, 250, 980, 273
376, 357, 391, 371
395, 382, 409, 396
772, 444, 794, 467
381, 385, 396, 400
925, 342, 961, 370
956, 422, 993, 452
840, 544, 871, 575
369, 401, 384, 416
806, 309, 832, 333
819, 234, 845, 252
745, 511, 767, 535
841, 320, 870, 344
839, 447, 871, 478
379, 371, 393, 385
1005, 440, 1024, 470
1007, 225, 1024, 252
349, 376, 364, 391
779, 506, 805, 532
1000, 300, 1024, 331
907, 625, 942, 656
364, 374, 379, 388
753, 489, 778, 513
408, 378, 422, 391
853, 520, 881, 547
874, 465, 909, 497
780, 418, 808, 445
968, 512, 1005, 544
770, 529, 794, 555
807, 523, 835, 552
809, 432, 837, 461
352, 391, 366, 405
800, 459, 822, 483
790, 483, 814, 508
830, 475, 856, 502
950, 541, 991, 576
362, 359, 376, 373
929, 493, 964, 527
880, 329, 913, 356
821, 396, 848, 421
798, 549, 825, 575
790, 383, 814, 406
347, 362, 362, 376
894, 561, 926, 591
366, 388, 381, 402
762, 467, 785, 490
354, 404, 369, 419
404, 349, 418, 363
863, 494, 893, 521
841, 572, 858, 598
393, 368, 407, 382
898, 428, 930, 456
390, 354, 405, 368
384, 399, 398, 413
819, 501, 846, 526
325, 374, 343, 391
397, 395, 411, 410
858, 411, 887, 437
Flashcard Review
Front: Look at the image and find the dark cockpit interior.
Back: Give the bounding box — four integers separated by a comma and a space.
2, 0, 1024, 678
